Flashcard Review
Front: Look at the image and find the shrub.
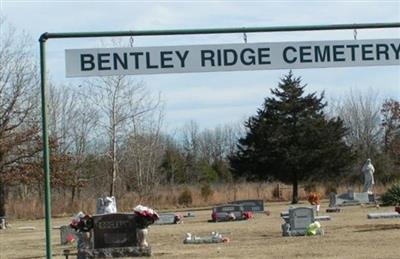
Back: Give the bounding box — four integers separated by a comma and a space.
178, 187, 193, 206
200, 183, 214, 202
381, 183, 400, 206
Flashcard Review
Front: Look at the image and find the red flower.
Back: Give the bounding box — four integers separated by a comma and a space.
308, 192, 321, 205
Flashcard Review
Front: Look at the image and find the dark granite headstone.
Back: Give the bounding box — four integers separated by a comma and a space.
92, 213, 137, 249
328, 192, 337, 208
228, 199, 264, 213
211, 204, 245, 222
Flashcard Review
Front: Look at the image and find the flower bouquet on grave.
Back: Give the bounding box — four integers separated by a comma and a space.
308, 192, 321, 214
306, 221, 323, 236
242, 211, 254, 220
133, 205, 160, 229
69, 212, 94, 232
174, 213, 183, 224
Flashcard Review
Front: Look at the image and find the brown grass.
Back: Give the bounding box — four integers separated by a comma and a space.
5, 182, 390, 219
1, 200, 399, 259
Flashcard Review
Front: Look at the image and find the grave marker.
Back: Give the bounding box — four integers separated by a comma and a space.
211, 204, 245, 222
60, 225, 78, 245
281, 207, 323, 236
92, 213, 137, 249
228, 199, 264, 213
289, 207, 314, 231
154, 213, 181, 225
367, 212, 400, 219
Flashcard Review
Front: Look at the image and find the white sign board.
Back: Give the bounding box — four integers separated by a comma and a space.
65, 39, 400, 77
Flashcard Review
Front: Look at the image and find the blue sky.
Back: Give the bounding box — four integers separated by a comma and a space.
1, 0, 400, 131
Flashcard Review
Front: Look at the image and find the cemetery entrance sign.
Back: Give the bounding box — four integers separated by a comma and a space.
39, 23, 400, 258
66, 39, 400, 77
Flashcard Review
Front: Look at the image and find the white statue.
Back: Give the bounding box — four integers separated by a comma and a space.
362, 158, 375, 194
96, 196, 117, 214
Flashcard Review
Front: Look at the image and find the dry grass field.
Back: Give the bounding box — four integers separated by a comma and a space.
1, 200, 399, 259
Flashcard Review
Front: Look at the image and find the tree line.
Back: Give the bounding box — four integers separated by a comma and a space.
1, 19, 399, 218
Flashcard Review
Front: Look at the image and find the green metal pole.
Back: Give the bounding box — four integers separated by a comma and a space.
39, 35, 52, 259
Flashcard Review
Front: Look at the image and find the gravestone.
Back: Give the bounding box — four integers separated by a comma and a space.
0, 217, 6, 229
60, 225, 78, 245
211, 204, 245, 222
228, 199, 264, 213
282, 207, 315, 236
326, 192, 341, 213
328, 192, 336, 208
154, 213, 181, 225
77, 213, 151, 258
353, 192, 370, 204
92, 213, 137, 249
336, 190, 375, 206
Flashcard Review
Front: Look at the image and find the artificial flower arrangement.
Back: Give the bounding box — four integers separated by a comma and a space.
133, 205, 160, 229
69, 212, 93, 232
307, 192, 321, 205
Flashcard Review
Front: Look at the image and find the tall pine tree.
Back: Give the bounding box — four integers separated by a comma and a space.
230, 72, 353, 203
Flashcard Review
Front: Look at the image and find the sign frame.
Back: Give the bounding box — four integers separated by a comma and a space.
39, 22, 400, 258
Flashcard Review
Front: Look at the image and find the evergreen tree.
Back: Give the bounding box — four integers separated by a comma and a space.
229, 72, 353, 203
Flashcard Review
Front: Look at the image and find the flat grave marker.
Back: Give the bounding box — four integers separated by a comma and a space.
367, 212, 400, 219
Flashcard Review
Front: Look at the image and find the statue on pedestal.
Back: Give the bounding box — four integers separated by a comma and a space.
362, 158, 375, 194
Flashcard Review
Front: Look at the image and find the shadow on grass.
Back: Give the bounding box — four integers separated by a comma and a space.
354, 223, 400, 232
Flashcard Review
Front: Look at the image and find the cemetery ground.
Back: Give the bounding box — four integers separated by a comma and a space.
0, 201, 399, 259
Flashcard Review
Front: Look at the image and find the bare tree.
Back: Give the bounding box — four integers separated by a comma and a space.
47, 84, 99, 202
84, 75, 159, 197
0, 18, 39, 218
336, 89, 383, 158
120, 105, 165, 199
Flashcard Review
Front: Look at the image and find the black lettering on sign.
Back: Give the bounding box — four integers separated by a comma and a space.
346, 45, 359, 61
240, 48, 256, 65
258, 48, 271, 65
223, 49, 238, 66
283, 46, 297, 64
176, 50, 189, 68
299, 46, 312, 63
216, 50, 222, 66
129, 52, 144, 69
361, 44, 374, 61
98, 53, 111, 70
314, 46, 330, 62
146, 52, 158, 69
201, 50, 215, 67
332, 45, 345, 62
81, 54, 95, 71
376, 44, 389, 60
160, 51, 174, 68
113, 53, 128, 70
390, 43, 400, 59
